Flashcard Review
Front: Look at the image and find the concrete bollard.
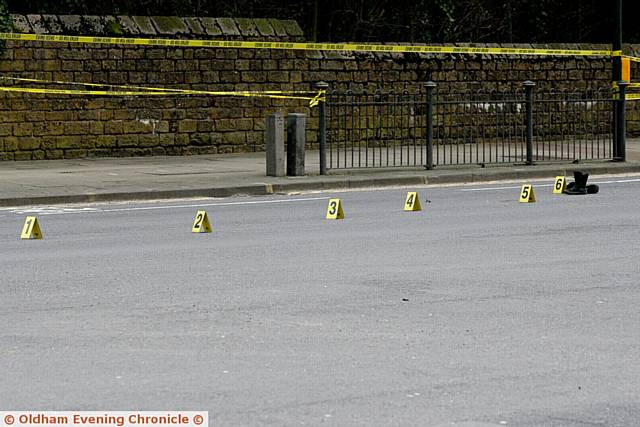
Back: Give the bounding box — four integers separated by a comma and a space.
287, 113, 306, 176
265, 113, 285, 177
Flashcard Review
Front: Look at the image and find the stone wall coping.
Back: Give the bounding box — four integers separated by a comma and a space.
10, 15, 305, 41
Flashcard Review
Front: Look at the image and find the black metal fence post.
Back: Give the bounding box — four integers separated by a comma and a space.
615, 81, 628, 161
524, 81, 535, 165
423, 81, 436, 170
313, 81, 329, 175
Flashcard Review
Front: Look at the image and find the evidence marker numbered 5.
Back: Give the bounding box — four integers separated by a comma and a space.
519, 184, 536, 203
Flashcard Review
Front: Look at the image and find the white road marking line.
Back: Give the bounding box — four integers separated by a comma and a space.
10, 196, 330, 216
5, 177, 640, 214
459, 178, 640, 192
11, 207, 101, 215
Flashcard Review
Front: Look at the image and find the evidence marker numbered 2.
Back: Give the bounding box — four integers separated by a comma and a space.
192, 210, 212, 233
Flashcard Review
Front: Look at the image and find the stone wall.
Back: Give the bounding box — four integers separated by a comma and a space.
1, 14, 639, 160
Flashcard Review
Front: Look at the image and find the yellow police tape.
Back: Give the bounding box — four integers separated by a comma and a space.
623, 55, 640, 63
0, 76, 325, 105
0, 32, 613, 57
0, 86, 177, 96
0, 76, 318, 96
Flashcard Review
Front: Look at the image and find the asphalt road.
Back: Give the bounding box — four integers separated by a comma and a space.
1, 177, 640, 427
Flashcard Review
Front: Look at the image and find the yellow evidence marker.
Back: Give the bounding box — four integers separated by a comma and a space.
404, 191, 422, 211
553, 176, 566, 194
519, 184, 536, 203
20, 216, 42, 239
326, 198, 345, 220
192, 210, 212, 233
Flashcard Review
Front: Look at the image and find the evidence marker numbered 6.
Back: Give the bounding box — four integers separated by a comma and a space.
553, 176, 567, 194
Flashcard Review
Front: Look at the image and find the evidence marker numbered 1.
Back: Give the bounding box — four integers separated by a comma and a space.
519, 184, 536, 203
404, 191, 422, 212
21, 216, 42, 239
326, 198, 345, 220
192, 210, 212, 233
553, 176, 567, 194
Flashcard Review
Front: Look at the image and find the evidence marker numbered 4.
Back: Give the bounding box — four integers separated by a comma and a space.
404, 191, 423, 212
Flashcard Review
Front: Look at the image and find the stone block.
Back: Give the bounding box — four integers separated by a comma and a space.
18, 137, 41, 150
14, 152, 33, 161
190, 133, 211, 145
215, 118, 253, 132
45, 150, 64, 159
159, 133, 175, 146
90, 122, 104, 135
14, 49, 33, 60
64, 122, 90, 135
138, 134, 160, 147
267, 71, 290, 82
34, 121, 64, 136
184, 17, 205, 35
178, 120, 198, 133
223, 131, 246, 145
280, 20, 304, 37
116, 135, 139, 147
56, 136, 83, 149
117, 16, 141, 34
104, 120, 123, 135
151, 16, 188, 35
254, 19, 275, 37
95, 135, 117, 148
216, 18, 240, 36
0, 123, 12, 136
63, 149, 89, 159
11, 15, 32, 33
26, 15, 47, 33
123, 120, 153, 134
3, 137, 18, 151
132, 16, 156, 35
13, 123, 33, 136
59, 15, 82, 33
269, 19, 288, 37
236, 18, 260, 37
200, 18, 222, 36
30, 150, 45, 160
82, 15, 105, 34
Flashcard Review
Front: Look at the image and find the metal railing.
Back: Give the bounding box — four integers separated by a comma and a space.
318, 81, 618, 172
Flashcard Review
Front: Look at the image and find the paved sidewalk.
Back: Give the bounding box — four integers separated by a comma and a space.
1, 142, 640, 207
